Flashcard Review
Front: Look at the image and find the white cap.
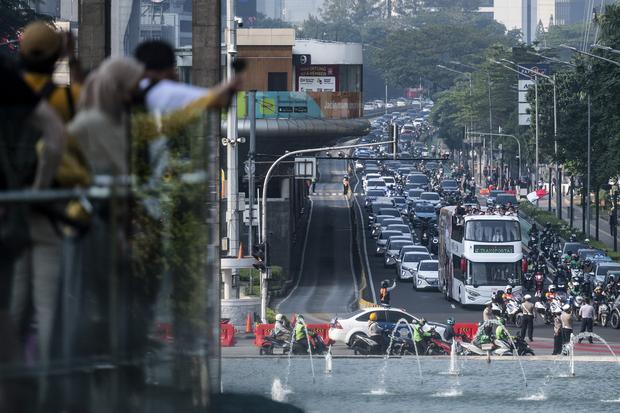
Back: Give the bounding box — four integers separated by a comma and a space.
275, 313, 283, 321
524, 294, 531, 300
562, 304, 571, 311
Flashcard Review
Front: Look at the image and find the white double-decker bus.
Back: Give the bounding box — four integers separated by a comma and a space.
438, 206, 522, 305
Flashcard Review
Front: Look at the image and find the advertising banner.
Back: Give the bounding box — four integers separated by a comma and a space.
298, 76, 336, 92
517, 63, 550, 126
296, 65, 340, 91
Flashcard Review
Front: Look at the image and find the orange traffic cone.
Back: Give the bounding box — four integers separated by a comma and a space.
237, 242, 244, 259
245, 312, 253, 333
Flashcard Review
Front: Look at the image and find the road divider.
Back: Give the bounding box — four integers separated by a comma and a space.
221, 323, 236, 347
454, 322, 478, 341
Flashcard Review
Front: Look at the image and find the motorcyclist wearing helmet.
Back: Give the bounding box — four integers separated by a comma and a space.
443, 317, 466, 342
568, 279, 582, 298
582, 259, 594, 274
605, 275, 618, 299
545, 285, 557, 302
413, 318, 433, 354
367, 312, 385, 351
294, 314, 320, 353
379, 279, 397, 306
342, 175, 350, 195
569, 233, 578, 242
274, 313, 291, 342
528, 223, 539, 237
495, 318, 510, 343
502, 285, 514, 301
569, 254, 580, 269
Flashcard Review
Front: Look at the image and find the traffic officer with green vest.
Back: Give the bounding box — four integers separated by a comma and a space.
413, 318, 433, 355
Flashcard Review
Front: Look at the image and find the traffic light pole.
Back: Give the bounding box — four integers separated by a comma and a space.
259, 140, 394, 322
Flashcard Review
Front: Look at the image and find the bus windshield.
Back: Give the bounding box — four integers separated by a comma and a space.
465, 220, 521, 242
470, 261, 520, 286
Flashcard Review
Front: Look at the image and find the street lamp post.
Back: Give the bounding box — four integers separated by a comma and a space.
467, 132, 522, 179
558, 44, 620, 238
501, 59, 559, 214
492, 60, 540, 190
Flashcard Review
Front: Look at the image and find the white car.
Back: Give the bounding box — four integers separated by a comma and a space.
328, 307, 445, 346
414, 259, 439, 290
419, 192, 441, 207
364, 103, 376, 111
399, 252, 431, 281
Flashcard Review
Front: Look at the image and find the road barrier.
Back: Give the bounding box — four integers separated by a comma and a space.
221, 323, 236, 347
454, 322, 478, 341
254, 323, 331, 347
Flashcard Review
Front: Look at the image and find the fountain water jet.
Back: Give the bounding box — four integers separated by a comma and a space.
478, 319, 528, 389
377, 318, 423, 392
566, 331, 620, 376
448, 340, 460, 375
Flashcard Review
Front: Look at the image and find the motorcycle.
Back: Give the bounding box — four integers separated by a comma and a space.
292, 334, 328, 355
505, 296, 523, 327
528, 235, 539, 250
260, 334, 291, 355
534, 271, 545, 298
426, 330, 451, 355
495, 335, 535, 356
598, 301, 610, 327
523, 271, 534, 292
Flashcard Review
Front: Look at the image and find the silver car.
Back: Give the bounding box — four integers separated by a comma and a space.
376, 230, 401, 255
399, 252, 431, 281
384, 239, 415, 267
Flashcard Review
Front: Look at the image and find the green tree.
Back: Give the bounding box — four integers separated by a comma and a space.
0, 0, 49, 53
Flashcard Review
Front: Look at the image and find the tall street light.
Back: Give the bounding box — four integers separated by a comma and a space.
561, 44, 620, 237
492, 60, 540, 190
467, 132, 522, 179
502, 58, 559, 216
437, 64, 474, 175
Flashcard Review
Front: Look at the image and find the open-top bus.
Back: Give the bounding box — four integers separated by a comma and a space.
438, 207, 522, 305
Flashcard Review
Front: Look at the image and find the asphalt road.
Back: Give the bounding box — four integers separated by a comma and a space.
272, 157, 620, 354
276, 159, 358, 319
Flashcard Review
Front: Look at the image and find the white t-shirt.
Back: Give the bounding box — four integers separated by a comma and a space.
140, 79, 208, 114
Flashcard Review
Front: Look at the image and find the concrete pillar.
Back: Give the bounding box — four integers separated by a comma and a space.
192, 0, 222, 396
78, 0, 109, 70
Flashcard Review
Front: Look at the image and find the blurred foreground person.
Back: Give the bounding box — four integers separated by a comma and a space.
0, 55, 65, 413
69, 57, 144, 175
134, 39, 239, 114
11, 21, 79, 389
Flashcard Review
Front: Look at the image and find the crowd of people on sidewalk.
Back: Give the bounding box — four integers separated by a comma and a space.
0, 21, 239, 411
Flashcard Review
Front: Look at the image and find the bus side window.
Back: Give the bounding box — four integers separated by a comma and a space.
452, 254, 464, 281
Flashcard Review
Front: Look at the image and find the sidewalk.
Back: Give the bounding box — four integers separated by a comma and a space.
544, 195, 618, 250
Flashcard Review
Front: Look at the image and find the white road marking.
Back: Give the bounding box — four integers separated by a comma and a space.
346, 196, 360, 309
353, 171, 377, 304
277, 198, 314, 310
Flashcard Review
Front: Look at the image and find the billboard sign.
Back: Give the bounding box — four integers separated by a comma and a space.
517, 63, 550, 126
296, 65, 339, 92
298, 76, 336, 92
